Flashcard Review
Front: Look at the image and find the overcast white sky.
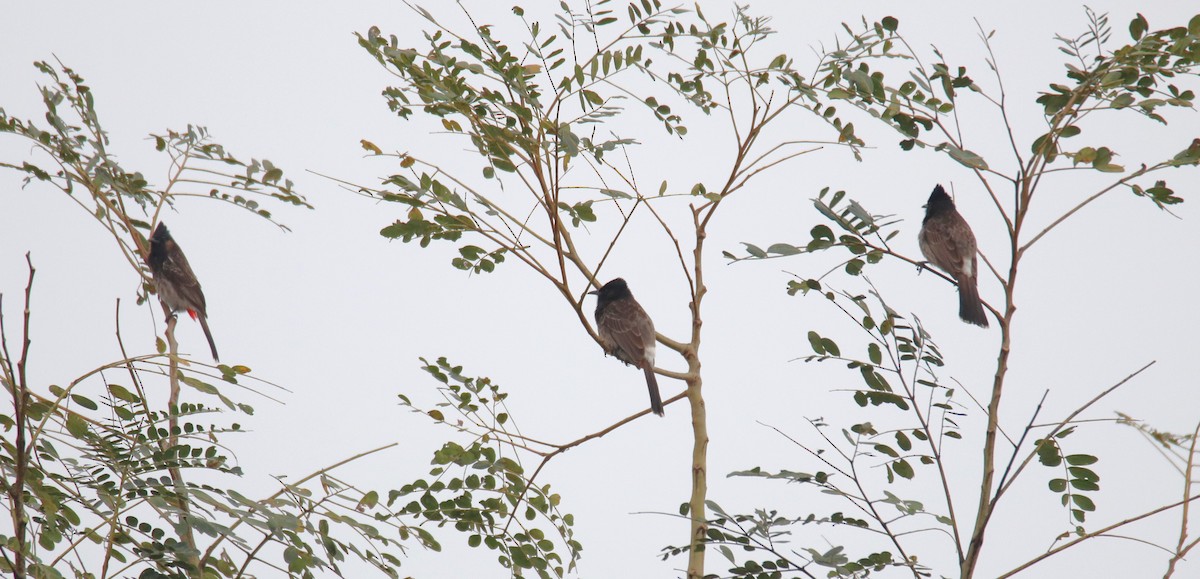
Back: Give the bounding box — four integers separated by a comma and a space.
1, 1, 1198, 578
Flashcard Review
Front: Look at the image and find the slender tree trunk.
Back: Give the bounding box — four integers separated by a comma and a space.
164, 315, 200, 575
9, 354, 29, 578
686, 220, 710, 578
4, 256, 36, 578
686, 364, 707, 577
961, 329, 1012, 578
962, 187, 1025, 578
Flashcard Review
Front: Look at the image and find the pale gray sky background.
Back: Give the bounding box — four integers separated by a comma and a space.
1, 1, 1197, 577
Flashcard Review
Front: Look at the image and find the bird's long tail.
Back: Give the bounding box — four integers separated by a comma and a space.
957, 275, 989, 328
643, 366, 664, 416
197, 314, 220, 362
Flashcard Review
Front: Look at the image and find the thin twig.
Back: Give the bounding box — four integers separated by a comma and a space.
198, 441, 400, 567
996, 494, 1200, 579
161, 312, 200, 571
1163, 420, 1200, 578
1, 254, 36, 577
996, 362, 1154, 501
994, 390, 1049, 493
1019, 163, 1167, 254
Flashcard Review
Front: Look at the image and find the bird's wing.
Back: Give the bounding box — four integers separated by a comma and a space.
921, 213, 977, 279
599, 299, 655, 367
163, 247, 209, 314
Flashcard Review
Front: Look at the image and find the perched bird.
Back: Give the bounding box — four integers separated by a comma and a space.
919, 185, 989, 327
147, 222, 220, 361
590, 278, 664, 416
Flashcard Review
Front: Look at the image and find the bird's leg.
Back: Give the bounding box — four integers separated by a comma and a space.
159, 301, 177, 324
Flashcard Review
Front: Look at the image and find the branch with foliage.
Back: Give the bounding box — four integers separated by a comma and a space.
716, 9, 1200, 579
346, 1, 876, 575
0, 60, 440, 578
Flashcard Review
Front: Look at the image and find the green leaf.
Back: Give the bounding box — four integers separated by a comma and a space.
599, 188, 632, 199
459, 245, 485, 260
821, 338, 840, 357
1031, 133, 1056, 158
807, 331, 825, 355
420, 492, 438, 510
1130, 14, 1148, 40
181, 376, 220, 395
357, 490, 379, 510
867, 343, 882, 365
1072, 494, 1096, 511
1049, 478, 1068, 492
1112, 93, 1135, 109
108, 384, 140, 403
1035, 439, 1062, 467
1065, 454, 1098, 466
1091, 145, 1124, 172
892, 459, 914, 479
66, 414, 89, 438
944, 144, 989, 170
71, 394, 98, 411
767, 243, 801, 256
881, 16, 899, 32
1068, 466, 1098, 482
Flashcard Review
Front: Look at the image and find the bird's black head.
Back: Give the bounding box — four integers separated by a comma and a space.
923, 185, 956, 220
151, 222, 172, 245
590, 278, 633, 320
590, 278, 632, 302
148, 222, 173, 267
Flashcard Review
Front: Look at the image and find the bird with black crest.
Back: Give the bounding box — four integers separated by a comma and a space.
147, 222, 220, 361
590, 278, 664, 416
918, 185, 989, 327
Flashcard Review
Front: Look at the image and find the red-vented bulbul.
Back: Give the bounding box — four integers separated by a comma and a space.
147, 222, 220, 361
918, 185, 989, 327
590, 278, 664, 416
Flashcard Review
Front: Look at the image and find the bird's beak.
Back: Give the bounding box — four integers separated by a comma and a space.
588, 289, 598, 296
